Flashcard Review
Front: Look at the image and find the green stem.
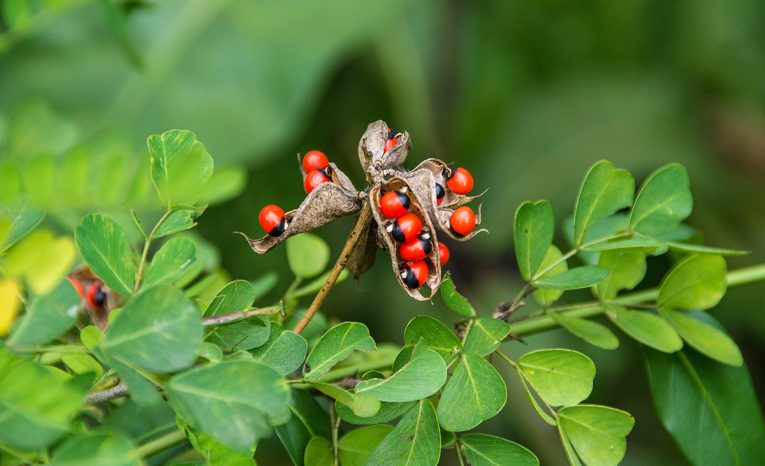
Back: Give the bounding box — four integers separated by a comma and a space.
134, 430, 186, 459
455, 439, 466, 466
12, 345, 89, 354
330, 401, 340, 466
133, 209, 173, 293
511, 262, 765, 336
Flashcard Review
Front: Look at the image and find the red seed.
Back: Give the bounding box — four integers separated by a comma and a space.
447, 167, 474, 195
438, 242, 450, 266
304, 169, 331, 193
302, 150, 329, 172
380, 190, 410, 218
450, 206, 476, 237
259, 204, 286, 236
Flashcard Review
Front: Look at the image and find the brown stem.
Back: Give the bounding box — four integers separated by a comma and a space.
293, 204, 373, 335
201, 305, 282, 326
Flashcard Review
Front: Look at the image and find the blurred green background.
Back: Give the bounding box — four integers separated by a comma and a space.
2, 0, 765, 464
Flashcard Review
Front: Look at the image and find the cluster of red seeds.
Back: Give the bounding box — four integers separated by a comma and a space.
379, 165, 476, 289
258, 150, 336, 237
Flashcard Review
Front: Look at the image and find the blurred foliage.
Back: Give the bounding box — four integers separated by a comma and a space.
3, 0, 765, 464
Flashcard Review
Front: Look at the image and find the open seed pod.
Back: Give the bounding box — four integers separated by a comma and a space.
358, 120, 412, 179
369, 177, 442, 300
412, 158, 487, 209
434, 203, 487, 241
240, 180, 363, 253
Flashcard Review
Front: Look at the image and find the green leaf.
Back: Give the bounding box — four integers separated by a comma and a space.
460, 433, 539, 466
102, 285, 203, 373
607, 306, 683, 353
75, 214, 137, 295
338, 424, 393, 466
142, 237, 196, 289
304, 322, 376, 381
558, 405, 635, 466
514, 200, 554, 280
9, 278, 80, 346
275, 389, 331, 466
657, 308, 742, 366
336, 401, 415, 426
437, 353, 507, 432
518, 349, 595, 407
403, 315, 461, 362
0, 201, 44, 253
304, 437, 332, 466
167, 360, 290, 451
366, 399, 441, 466
532, 245, 567, 306
204, 280, 270, 352
549, 312, 619, 350
148, 129, 214, 207
61, 353, 103, 383
355, 344, 447, 402
195, 166, 248, 205
185, 429, 255, 466
462, 318, 512, 356
645, 347, 765, 466
629, 163, 693, 236
658, 254, 727, 310
50, 433, 140, 466
153, 209, 202, 238
308, 381, 380, 418
573, 160, 634, 246
0, 346, 87, 450
440, 273, 476, 317
594, 250, 646, 299
533, 266, 609, 290
251, 323, 307, 376
286, 233, 331, 279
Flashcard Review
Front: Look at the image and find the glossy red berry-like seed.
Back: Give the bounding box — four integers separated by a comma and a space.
302, 150, 329, 172
86, 283, 107, 311
386, 213, 422, 243
438, 242, 450, 266
401, 260, 429, 289
384, 137, 398, 153
259, 204, 287, 236
304, 169, 331, 193
447, 167, 474, 195
450, 206, 476, 237
399, 233, 433, 261
380, 190, 410, 218
67, 277, 84, 299
435, 183, 445, 205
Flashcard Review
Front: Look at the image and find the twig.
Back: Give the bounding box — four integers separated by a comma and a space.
134, 430, 187, 459
86, 382, 129, 404
293, 204, 373, 335
202, 305, 282, 326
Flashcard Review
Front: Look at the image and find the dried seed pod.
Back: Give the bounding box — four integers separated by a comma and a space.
434, 204, 487, 241
370, 177, 441, 300
411, 159, 487, 209
240, 179, 363, 253
358, 120, 411, 180
68, 265, 118, 330
345, 212, 379, 279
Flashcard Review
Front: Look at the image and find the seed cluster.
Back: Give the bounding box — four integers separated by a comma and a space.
243, 120, 486, 300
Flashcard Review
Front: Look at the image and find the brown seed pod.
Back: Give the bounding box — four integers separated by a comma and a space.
370, 177, 441, 300
358, 120, 412, 180
239, 177, 363, 253
411, 158, 487, 209
244, 120, 487, 300
68, 265, 118, 330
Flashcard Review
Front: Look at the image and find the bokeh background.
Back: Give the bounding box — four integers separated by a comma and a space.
2, 0, 765, 464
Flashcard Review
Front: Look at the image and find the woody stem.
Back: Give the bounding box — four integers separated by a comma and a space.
292, 203, 373, 335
